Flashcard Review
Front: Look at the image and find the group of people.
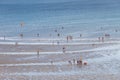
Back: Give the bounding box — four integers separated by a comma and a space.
98, 33, 111, 42
68, 58, 87, 66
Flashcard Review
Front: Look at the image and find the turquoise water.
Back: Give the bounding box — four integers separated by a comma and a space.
0, 0, 120, 38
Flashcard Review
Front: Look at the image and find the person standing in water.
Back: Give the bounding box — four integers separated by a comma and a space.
102, 37, 104, 42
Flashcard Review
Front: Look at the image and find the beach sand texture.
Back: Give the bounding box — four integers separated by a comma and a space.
0, 36, 120, 80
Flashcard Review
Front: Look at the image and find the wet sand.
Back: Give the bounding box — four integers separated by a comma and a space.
0, 38, 120, 80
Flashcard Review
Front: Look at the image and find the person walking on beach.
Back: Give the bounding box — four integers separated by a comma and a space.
51, 61, 53, 65
15, 42, 18, 46
73, 59, 76, 64
57, 41, 60, 45
37, 50, 40, 58
62, 46, 66, 53
102, 37, 104, 42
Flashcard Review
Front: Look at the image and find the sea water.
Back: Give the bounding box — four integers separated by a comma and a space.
0, 0, 120, 38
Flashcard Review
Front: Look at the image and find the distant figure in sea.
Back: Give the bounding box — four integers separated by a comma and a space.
98, 37, 100, 41
68, 60, 72, 65
100, 27, 103, 30
37, 33, 40, 37
66, 35, 73, 42
115, 29, 118, 32
80, 34, 82, 37
20, 22, 25, 27
105, 34, 110, 38
66, 36, 69, 42
102, 37, 104, 42
49, 34, 52, 37
57, 33, 60, 37
61, 27, 64, 29
20, 33, 23, 38
3, 36, 5, 40
55, 29, 57, 32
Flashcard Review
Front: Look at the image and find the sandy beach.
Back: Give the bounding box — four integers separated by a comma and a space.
0, 37, 120, 80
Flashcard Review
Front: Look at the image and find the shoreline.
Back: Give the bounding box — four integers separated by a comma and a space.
0, 37, 120, 80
